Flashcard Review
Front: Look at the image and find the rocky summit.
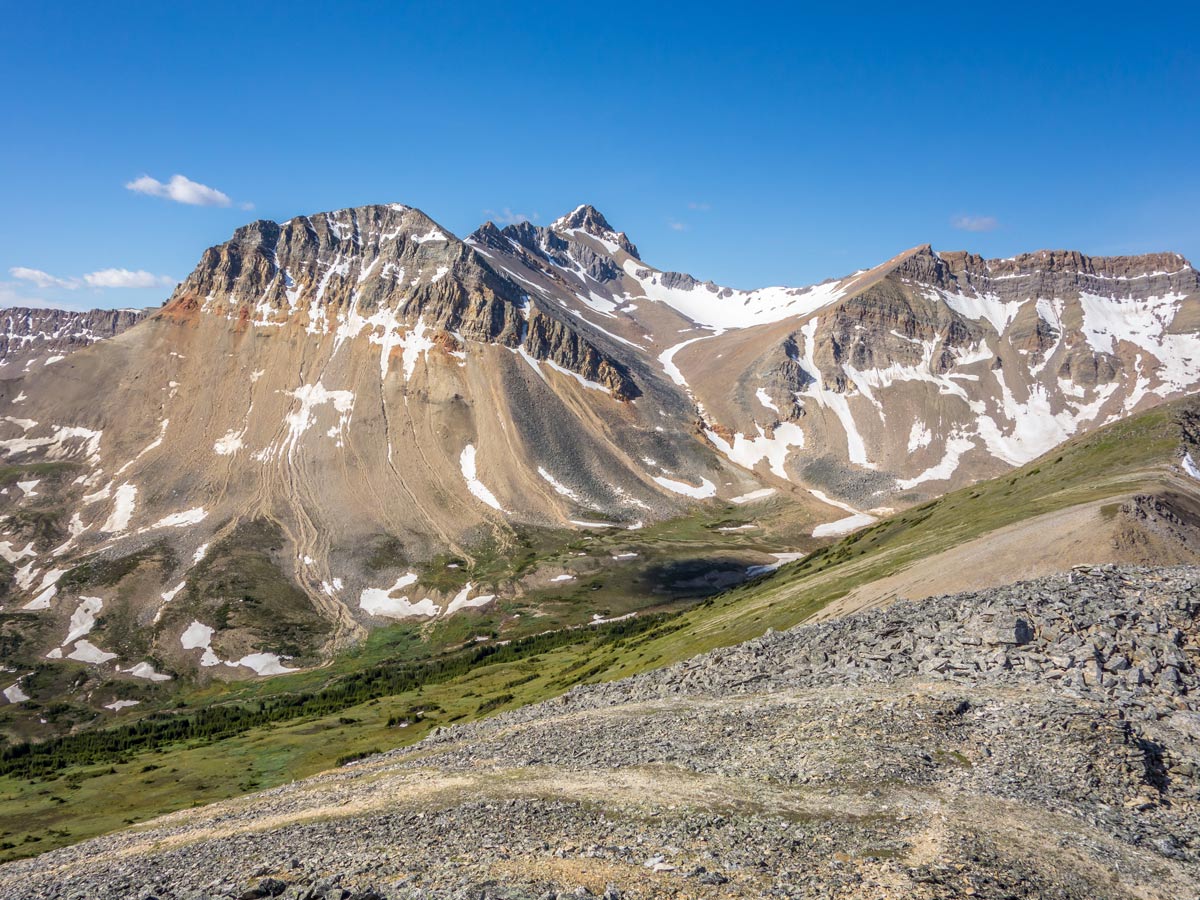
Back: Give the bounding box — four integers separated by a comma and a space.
1, 565, 1194, 900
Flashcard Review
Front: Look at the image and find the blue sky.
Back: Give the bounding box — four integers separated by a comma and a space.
3, 1, 1197, 310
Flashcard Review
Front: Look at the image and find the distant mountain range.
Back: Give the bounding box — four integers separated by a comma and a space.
0, 307, 146, 373
1, 202, 1197, 687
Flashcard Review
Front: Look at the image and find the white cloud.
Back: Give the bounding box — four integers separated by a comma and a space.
484, 207, 537, 226
667, 219, 688, 232
83, 268, 174, 289
951, 214, 999, 232
687, 201, 711, 211
9, 265, 173, 294
125, 173, 233, 207
9, 267, 79, 290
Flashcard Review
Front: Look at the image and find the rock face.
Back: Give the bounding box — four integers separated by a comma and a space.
0, 307, 146, 373
2, 566, 1195, 899
0, 201, 1197, 685
165, 205, 627, 384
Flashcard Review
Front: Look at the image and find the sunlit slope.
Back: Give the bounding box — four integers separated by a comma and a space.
0, 393, 1194, 861
593, 392, 1200, 676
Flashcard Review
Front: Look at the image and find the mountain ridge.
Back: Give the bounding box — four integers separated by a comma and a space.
0, 200, 1196, 695
0, 306, 147, 373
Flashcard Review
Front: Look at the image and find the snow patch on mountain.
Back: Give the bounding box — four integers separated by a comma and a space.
280, 382, 355, 458
214, 429, 245, 455
907, 421, 933, 452
704, 422, 806, 479
730, 487, 776, 504
652, 474, 717, 499
228, 653, 297, 676
1079, 291, 1194, 393
938, 288, 1026, 335
3, 681, 29, 704
538, 467, 582, 503
544, 359, 611, 393
23, 568, 66, 610
63, 596, 103, 646
658, 333, 720, 389
974, 373, 1115, 466
360, 575, 438, 619
444, 583, 496, 616
181, 621, 221, 666
755, 388, 780, 413
622, 258, 848, 330
896, 433, 976, 490
812, 513, 877, 538
101, 483, 138, 532
180, 620, 294, 674
0, 540, 36, 564
460, 444, 504, 511
149, 508, 208, 529
798, 317, 874, 469
1183, 453, 1200, 481
67, 640, 117, 664
116, 419, 169, 476
123, 662, 172, 682
0, 425, 104, 465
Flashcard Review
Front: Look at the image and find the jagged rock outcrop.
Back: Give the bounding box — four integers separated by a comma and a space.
551, 203, 641, 259
166, 206, 531, 346
524, 305, 639, 400
0, 307, 146, 374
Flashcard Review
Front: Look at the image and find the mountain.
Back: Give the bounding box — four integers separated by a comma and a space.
469, 213, 1198, 509
0, 307, 146, 373
0, 202, 1197, 693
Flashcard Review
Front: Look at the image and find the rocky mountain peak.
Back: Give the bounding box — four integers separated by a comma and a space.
154, 202, 641, 403
910, 247, 1195, 283
552, 203, 614, 233
885, 243, 954, 288
160, 202, 541, 352
550, 204, 640, 260
471, 220, 504, 240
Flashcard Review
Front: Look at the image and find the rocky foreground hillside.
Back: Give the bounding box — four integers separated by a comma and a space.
5, 565, 1196, 899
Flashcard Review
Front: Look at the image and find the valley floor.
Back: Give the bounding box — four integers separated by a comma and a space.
3, 565, 1196, 900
